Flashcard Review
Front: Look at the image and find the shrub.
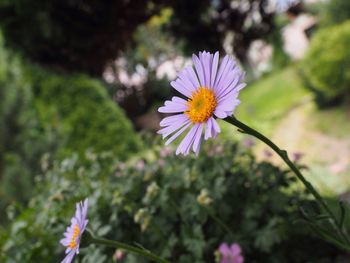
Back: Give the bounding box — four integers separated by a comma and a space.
301, 21, 350, 106
0, 31, 142, 215
0, 33, 62, 216
0, 141, 343, 263
25, 66, 143, 159
323, 0, 350, 26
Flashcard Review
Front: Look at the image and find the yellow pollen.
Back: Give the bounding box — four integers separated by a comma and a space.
68, 224, 80, 249
185, 87, 217, 123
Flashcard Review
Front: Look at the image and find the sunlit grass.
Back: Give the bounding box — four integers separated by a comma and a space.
235, 66, 310, 135
221, 65, 350, 196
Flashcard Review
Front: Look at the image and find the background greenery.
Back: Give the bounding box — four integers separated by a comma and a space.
0, 0, 350, 262
1, 141, 347, 262
301, 20, 350, 106
0, 31, 142, 220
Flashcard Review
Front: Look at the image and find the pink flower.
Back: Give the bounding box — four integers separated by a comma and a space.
292, 152, 304, 162
219, 243, 244, 263
114, 249, 125, 261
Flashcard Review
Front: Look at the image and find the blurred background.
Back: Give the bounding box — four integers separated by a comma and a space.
0, 0, 350, 262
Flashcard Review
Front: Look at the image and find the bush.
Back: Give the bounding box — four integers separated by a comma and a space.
301, 21, 350, 106
0, 33, 62, 216
323, 0, 350, 26
26, 66, 143, 159
0, 31, 142, 216
0, 141, 344, 263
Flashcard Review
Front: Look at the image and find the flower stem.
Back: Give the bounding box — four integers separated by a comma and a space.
90, 236, 169, 263
224, 116, 350, 248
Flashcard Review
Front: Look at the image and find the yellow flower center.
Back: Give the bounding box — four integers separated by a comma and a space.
68, 224, 80, 249
185, 87, 217, 123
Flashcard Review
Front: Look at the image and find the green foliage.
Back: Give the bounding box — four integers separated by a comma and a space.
0, 30, 142, 216
0, 33, 62, 215
322, 0, 350, 26
301, 20, 350, 106
0, 141, 343, 262
235, 66, 309, 135
25, 66, 142, 158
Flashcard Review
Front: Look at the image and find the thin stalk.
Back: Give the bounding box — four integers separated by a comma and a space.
91, 236, 169, 263
224, 116, 350, 246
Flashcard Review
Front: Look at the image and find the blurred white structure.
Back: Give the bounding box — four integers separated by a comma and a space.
248, 40, 273, 77
282, 13, 316, 60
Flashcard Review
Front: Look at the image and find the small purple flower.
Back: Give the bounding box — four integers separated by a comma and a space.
158, 51, 245, 155
135, 160, 145, 171
219, 243, 244, 263
160, 147, 172, 158
60, 199, 89, 263
114, 249, 125, 261
243, 138, 255, 148
292, 152, 304, 162
262, 149, 273, 158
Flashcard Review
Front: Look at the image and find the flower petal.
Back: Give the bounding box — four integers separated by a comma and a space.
192, 54, 205, 86
160, 114, 187, 127
158, 118, 190, 138
211, 118, 221, 137
210, 52, 219, 89
185, 66, 200, 89
219, 243, 231, 256
214, 108, 228, 119
171, 80, 192, 98
178, 69, 197, 92
165, 122, 191, 146
217, 71, 245, 100
213, 55, 231, 91
204, 118, 212, 140
176, 124, 199, 155
199, 51, 211, 87
215, 63, 237, 97
192, 123, 203, 154
158, 97, 188, 113
230, 243, 242, 256
61, 250, 76, 263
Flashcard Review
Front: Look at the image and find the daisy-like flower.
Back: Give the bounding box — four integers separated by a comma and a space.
60, 199, 89, 263
158, 51, 245, 155
219, 243, 244, 263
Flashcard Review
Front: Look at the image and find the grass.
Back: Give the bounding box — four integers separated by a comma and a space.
235, 66, 310, 134
221, 65, 350, 196
310, 105, 350, 139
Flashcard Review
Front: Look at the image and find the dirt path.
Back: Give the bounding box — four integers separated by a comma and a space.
256, 102, 350, 195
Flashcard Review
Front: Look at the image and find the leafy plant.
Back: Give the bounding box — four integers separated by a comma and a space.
0, 32, 62, 216
322, 0, 350, 26
301, 20, 350, 107
0, 31, 142, 216
26, 66, 143, 158
0, 141, 344, 262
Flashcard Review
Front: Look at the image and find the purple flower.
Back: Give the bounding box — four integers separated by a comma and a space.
219, 243, 244, 263
243, 138, 255, 148
292, 152, 304, 162
158, 51, 245, 155
262, 149, 273, 158
114, 249, 125, 261
60, 199, 89, 263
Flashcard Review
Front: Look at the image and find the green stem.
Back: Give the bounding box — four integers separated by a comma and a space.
90, 236, 169, 263
224, 116, 350, 246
